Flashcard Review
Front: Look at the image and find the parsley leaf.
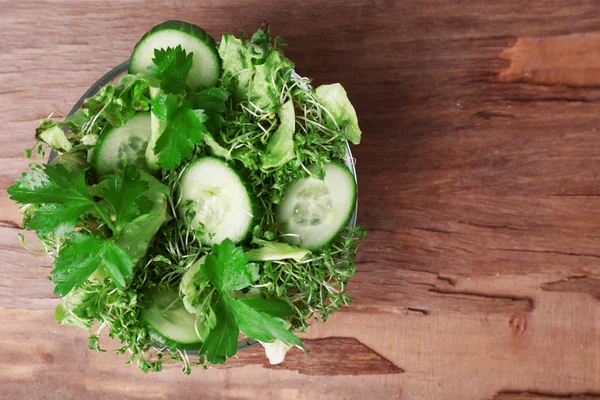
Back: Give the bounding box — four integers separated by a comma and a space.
228, 298, 302, 347
84, 74, 150, 129
148, 91, 181, 122
198, 240, 302, 364
28, 203, 92, 237
8, 164, 92, 206
234, 297, 293, 318
188, 88, 230, 134
199, 298, 239, 364
154, 106, 208, 170
8, 165, 97, 235
11, 164, 157, 294
101, 165, 150, 233
148, 45, 193, 95
52, 233, 106, 296
101, 241, 134, 289
52, 233, 135, 295
201, 239, 259, 293
146, 52, 229, 170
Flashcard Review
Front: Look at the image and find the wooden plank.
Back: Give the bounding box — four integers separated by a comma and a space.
1, 1, 600, 399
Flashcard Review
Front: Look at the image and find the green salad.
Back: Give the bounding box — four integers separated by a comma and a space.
8, 21, 366, 373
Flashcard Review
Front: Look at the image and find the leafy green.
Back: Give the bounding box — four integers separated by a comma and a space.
84, 74, 150, 129
34, 73, 150, 156
188, 88, 230, 134
37, 125, 72, 152
229, 298, 301, 347
10, 163, 166, 294
315, 83, 362, 145
145, 87, 176, 170
203, 134, 231, 160
116, 213, 165, 265
112, 170, 168, 264
148, 85, 229, 170
8, 164, 92, 206
102, 165, 150, 233
201, 239, 259, 293
218, 26, 293, 112
55, 288, 93, 329
148, 89, 181, 122
117, 74, 153, 113
28, 203, 92, 237
199, 298, 238, 364
52, 233, 135, 295
234, 297, 292, 318
51, 152, 89, 172
8, 164, 96, 236
198, 240, 302, 364
101, 241, 135, 289
248, 50, 294, 113
148, 46, 193, 95
146, 48, 229, 170
261, 100, 295, 169
154, 107, 208, 170
259, 226, 366, 328
179, 256, 207, 313
218, 34, 256, 101
247, 237, 310, 262
51, 233, 107, 296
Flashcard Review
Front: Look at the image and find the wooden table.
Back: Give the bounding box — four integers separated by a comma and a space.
1, 1, 599, 399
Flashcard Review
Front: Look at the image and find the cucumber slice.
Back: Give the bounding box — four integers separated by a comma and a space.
130, 20, 220, 90
91, 112, 152, 176
178, 157, 255, 245
140, 287, 203, 350
276, 162, 357, 250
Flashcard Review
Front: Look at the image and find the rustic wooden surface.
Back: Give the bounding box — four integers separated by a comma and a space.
1, 1, 600, 399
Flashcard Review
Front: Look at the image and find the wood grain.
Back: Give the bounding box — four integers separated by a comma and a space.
1, 0, 600, 399
491, 392, 600, 400
541, 276, 600, 301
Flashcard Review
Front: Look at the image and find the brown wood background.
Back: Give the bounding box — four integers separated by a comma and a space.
1, 1, 600, 399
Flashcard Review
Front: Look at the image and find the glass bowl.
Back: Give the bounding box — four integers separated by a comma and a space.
53, 61, 358, 353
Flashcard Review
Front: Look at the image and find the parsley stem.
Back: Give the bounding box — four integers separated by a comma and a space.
92, 203, 117, 233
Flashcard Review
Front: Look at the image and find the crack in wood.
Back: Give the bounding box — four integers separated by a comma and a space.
428, 288, 535, 312
414, 226, 455, 234
506, 97, 598, 103
492, 391, 600, 399
541, 276, 600, 301
459, 220, 523, 231
487, 247, 600, 260
436, 275, 457, 286
546, 193, 600, 197
0, 220, 21, 230
473, 110, 516, 120
217, 337, 405, 376
407, 307, 429, 315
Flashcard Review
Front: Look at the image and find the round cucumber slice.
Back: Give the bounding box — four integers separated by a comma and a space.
276, 162, 357, 250
90, 112, 152, 176
178, 157, 255, 246
140, 287, 203, 350
130, 20, 220, 90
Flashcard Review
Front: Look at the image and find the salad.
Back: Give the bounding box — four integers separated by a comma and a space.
8, 20, 366, 373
